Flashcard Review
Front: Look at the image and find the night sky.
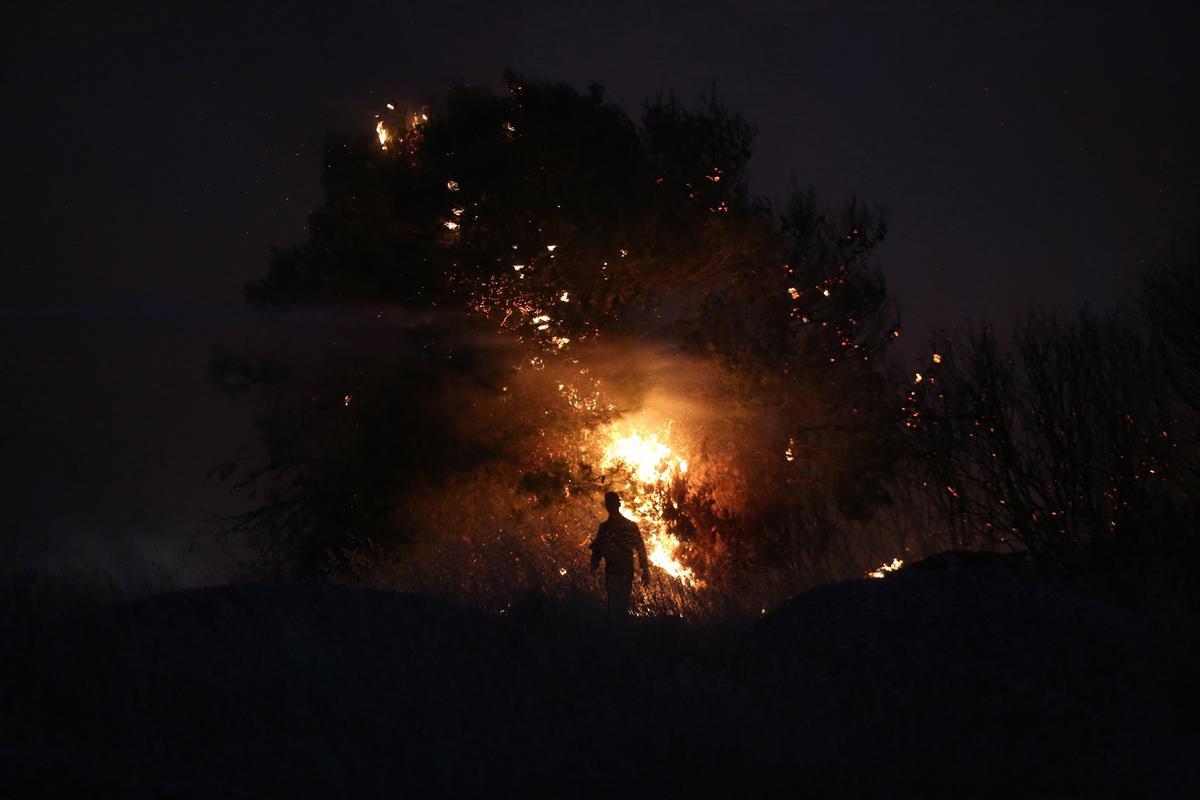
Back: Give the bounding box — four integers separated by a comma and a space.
3, 1, 1198, 575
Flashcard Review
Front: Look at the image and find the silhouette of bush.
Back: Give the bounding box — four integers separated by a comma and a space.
904, 246, 1200, 613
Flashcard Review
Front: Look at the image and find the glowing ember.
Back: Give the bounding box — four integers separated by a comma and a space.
867, 558, 904, 578
371, 106, 427, 157
599, 427, 700, 586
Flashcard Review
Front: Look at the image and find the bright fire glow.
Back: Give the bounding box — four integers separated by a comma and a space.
375, 120, 391, 149
373, 106, 427, 156
867, 558, 904, 578
599, 427, 700, 586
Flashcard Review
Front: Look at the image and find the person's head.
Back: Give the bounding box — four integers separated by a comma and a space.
604, 491, 621, 515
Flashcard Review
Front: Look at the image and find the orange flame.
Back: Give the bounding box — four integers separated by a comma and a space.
599, 427, 700, 586
867, 558, 904, 578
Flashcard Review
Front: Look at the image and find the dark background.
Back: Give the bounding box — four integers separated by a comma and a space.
2, 0, 1197, 578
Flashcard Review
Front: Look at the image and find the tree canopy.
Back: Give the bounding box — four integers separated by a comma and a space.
230, 73, 901, 601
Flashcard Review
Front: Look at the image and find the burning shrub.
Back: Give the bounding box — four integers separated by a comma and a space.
224, 73, 905, 615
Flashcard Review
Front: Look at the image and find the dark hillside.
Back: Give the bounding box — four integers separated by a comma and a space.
4, 568, 1196, 797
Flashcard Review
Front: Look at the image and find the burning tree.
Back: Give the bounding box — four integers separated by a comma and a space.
225, 73, 904, 613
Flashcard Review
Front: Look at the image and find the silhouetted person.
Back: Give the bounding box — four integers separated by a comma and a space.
590, 491, 650, 627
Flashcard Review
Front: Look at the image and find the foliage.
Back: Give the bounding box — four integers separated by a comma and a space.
226, 72, 901, 598
908, 312, 1169, 556
905, 257, 1200, 599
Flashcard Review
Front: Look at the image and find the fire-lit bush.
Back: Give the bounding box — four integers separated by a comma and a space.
221, 73, 907, 615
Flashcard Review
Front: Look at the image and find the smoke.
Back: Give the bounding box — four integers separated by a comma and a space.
221, 301, 904, 614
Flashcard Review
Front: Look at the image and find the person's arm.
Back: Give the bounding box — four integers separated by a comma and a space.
635, 525, 651, 584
